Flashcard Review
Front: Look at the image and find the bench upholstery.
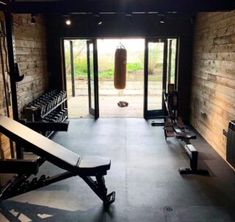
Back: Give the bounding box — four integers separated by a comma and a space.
0, 115, 115, 204
0, 116, 110, 174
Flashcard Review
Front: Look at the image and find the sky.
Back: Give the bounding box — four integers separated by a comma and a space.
97, 39, 145, 53
64, 38, 145, 63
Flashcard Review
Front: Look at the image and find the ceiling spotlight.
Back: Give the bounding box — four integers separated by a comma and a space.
98, 20, 103, 26
160, 17, 165, 24
65, 17, 72, 26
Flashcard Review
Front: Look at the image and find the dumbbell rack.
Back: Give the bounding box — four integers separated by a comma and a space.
22, 90, 68, 137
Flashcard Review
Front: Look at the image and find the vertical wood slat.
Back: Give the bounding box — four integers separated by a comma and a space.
191, 10, 235, 161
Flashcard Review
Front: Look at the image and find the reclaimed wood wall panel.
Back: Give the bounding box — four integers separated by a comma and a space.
0, 12, 12, 160
191, 10, 235, 160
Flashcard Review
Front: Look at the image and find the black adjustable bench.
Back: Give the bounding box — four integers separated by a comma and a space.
0, 116, 115, 205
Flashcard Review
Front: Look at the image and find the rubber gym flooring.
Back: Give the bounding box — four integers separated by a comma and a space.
1, 118, 235, 221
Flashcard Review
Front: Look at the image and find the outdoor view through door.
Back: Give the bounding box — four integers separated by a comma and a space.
144, 38, 178, 119
63, 38, 178, 119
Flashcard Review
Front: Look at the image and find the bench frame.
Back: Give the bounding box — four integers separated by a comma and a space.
0, 167, 115, 205
0, 116, 115, 205
163, 92, 209, 176
179, 144, 209, 175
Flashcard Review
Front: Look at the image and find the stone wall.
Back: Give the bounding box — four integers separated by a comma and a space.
0, 14, 48, 161
191, 10, 235, 160
13, 14, 48, 116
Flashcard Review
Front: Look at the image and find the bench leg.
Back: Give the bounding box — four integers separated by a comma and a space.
179, 146, 209, 175
81, 175, 115, 206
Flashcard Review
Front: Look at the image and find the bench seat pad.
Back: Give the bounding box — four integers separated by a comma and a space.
78, 156, 111, 175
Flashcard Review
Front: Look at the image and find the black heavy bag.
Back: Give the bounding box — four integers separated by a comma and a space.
114, 46, 127, 89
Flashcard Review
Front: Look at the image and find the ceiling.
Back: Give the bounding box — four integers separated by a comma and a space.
11, 0, 235, 14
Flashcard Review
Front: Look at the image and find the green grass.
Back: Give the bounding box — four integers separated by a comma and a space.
67, 61, 144, 79
98, 69, 114, 78
65, 48, 173, 80
127, 63, 143, 73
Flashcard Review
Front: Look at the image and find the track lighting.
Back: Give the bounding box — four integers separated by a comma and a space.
93, 13, 103, 26
160, 17, 165, 24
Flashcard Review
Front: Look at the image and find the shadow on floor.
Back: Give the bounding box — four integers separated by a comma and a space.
0, 200, 116, 222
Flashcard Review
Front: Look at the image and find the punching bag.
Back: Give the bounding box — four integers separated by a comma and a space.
114, 45, 127, 89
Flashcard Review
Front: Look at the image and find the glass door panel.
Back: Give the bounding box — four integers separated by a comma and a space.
166, 38, 178, 92
144, 38, 167, 119
87, 40, 99, 119
147, 42, 164, 111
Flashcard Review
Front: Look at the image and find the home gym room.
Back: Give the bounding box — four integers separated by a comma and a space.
0, 0, 235, 221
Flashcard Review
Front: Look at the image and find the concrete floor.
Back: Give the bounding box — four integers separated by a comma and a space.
1, 118, 235, 221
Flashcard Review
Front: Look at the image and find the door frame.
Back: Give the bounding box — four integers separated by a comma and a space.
87, 39, 99, 119
144, 38, 168, 119
61, 38, 99, 119
61, 37, 178, 120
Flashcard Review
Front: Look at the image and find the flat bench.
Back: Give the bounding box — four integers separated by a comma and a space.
179, 144, 209, 175
0, 115, 115, 205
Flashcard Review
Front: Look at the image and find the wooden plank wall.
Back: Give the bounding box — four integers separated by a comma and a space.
0, 11, 12, 160
191, 10, 235, 160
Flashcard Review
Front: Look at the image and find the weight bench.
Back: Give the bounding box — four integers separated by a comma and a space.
174, 126, 196, 144
179, 144, 209, 175
164, 118, 196, 144
0, 116, 115, 205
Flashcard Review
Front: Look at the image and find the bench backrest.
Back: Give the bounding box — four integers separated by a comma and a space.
0, 116, 80, 170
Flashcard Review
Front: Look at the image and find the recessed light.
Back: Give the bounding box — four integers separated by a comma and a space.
65, 17, 72, 26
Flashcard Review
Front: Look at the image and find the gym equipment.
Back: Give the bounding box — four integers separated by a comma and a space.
225, 120, 235, 168
0, 158, 40, 174
163, 84, 196, 143
114, 45, 127, 89
163, 84, 208, 175
21, 90, 68, 137
20, 120, 69, 132
178, 144, 209, 175
0, 116, 115, 205
22, 90, 67, 121
117, 101, 128, 107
